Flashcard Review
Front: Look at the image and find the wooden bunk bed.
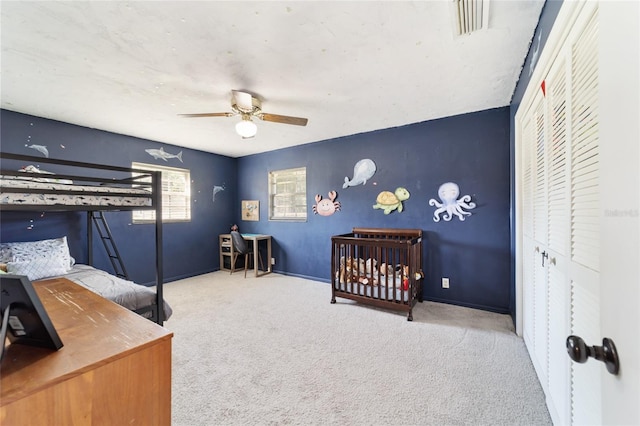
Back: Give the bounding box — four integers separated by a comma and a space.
0, 152, 169, 325
331, 228, 424, 321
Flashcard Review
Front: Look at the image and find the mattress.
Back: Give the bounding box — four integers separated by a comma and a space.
0, 177, 152, 207
336, 277, 410, 302
57, 264, 172, 320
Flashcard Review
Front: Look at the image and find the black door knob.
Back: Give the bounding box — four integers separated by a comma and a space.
566, 335, 620, 375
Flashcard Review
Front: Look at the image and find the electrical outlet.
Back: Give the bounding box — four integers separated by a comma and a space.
271, 257, 276, 265
442, 277, 450, 289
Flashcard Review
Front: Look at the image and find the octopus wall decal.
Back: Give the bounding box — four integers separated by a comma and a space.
428, 182, 476, 222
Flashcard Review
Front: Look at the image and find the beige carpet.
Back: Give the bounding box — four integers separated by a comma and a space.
162, 272, 551, 426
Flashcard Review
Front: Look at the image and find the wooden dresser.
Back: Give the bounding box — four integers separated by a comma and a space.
1, 277, 173, 425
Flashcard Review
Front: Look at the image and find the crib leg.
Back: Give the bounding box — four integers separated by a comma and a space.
407, 310, 413, 321
331, 297, 336, 304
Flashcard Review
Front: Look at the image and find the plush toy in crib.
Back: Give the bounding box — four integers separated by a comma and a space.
358, 276, 378, 286
365, 258, 377, 275
378, 263, 411, 289
337, 256, 347, 284
379, 262, 394, 276
337, 256, 363, 284
402, 265, 411, 290
337, 256, 380, 285
350, 257, 367, 276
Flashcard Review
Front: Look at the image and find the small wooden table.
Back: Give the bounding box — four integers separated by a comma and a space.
1, 277, 173, 425
241, 234, 272, 277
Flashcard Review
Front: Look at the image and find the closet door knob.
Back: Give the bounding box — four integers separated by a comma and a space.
566, 335, 620, 375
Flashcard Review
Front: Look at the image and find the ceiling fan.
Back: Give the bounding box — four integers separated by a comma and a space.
179, 90, 308, 139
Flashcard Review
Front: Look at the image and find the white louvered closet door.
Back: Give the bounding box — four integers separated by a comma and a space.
546, 52, 571, 426
518, 3, 601, 425
521, 110, 536, 355
521, 85, 554, 403
532, 92, 550, 389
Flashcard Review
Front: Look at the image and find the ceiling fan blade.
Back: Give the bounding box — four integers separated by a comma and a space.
178, 112, 234, 118
232, 90, 254, 112
260, 113, 308, 126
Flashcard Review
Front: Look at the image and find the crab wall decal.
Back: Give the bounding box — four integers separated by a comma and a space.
313, 191, 341, 216
428, 182, 476, 222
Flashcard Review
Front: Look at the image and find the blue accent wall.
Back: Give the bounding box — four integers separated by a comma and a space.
238, 107, 512, 313
0, 109, 237, 285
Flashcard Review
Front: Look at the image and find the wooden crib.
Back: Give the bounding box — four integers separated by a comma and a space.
330, 228, 424, 321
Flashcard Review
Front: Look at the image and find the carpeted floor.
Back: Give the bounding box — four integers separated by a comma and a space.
162, 272, 551, 426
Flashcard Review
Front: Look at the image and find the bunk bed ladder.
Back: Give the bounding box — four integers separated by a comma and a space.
89, 211, 130, 280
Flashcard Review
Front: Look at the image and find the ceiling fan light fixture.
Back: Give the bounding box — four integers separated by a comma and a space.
235, 117, 257, 138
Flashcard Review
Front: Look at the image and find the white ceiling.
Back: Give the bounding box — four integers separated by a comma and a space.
1, 1, 544, 158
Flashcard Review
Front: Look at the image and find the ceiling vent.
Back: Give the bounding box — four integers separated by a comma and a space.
452, 0, 489, 35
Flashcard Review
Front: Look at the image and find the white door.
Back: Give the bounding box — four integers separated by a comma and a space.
597, 2, 639, 424
516, 1, 639, 424
520, 89, 551, 393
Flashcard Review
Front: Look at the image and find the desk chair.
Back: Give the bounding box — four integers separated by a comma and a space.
230, 231, 264, 277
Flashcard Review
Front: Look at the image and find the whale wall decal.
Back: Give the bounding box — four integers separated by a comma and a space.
343, 159, 376, 189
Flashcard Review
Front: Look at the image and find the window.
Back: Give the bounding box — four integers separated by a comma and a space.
132, 162, 191, 223
269, 167, 307, 221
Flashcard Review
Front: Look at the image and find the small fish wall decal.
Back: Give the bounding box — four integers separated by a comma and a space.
213, 185, 225, 202
25, 144, 49, 157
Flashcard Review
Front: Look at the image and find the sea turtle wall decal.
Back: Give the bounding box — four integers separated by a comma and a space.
372, 187, 410, 214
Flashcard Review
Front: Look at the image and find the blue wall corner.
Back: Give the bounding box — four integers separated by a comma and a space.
0, 109, 238, 285
238, 107, 512, 312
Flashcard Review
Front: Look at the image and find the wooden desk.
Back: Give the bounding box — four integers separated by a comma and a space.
219, 233, 272, 277
1, 277, 173, 425
242, 233, 272, 277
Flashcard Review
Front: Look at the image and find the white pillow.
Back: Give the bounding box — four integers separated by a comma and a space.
0, 237, 73, 269
17, 165, 73, 184
7, 258, 69, 281
0, 246, 12, 263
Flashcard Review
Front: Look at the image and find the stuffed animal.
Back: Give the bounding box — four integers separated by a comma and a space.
365, 257, 378, 275
354, 258, 366, 276
337, 256, 382, 286
379, 262, 394, 276
337, 256, 348, 284
357, 276, 378, 286
400, 265, 410, 290
337, 256, 363, 284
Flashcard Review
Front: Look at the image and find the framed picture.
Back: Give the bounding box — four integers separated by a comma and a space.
242, 200, 259, 221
